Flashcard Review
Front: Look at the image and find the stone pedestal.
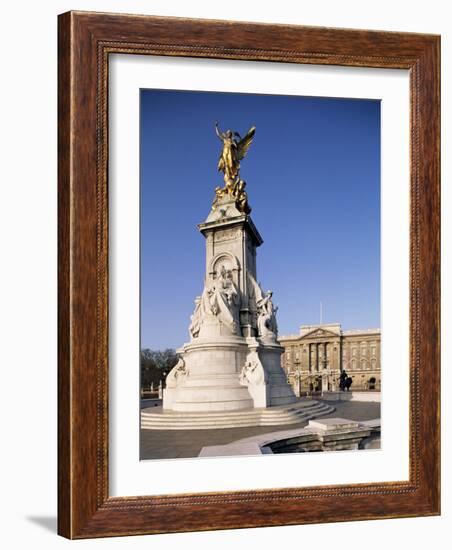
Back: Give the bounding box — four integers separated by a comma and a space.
163, 193, 296, 412
163, 336, 253, 412
259, 344, 297, 406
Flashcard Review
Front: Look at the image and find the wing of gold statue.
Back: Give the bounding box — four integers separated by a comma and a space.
237, 126, 256, 161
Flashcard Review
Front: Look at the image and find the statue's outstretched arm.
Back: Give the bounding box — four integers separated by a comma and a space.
215, 122, 223, 140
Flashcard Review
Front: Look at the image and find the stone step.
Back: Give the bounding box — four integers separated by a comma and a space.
142, 401, 323, 420
142, 407, 319, 420
141, 403, 334, 430
141, 411, 333, 430
142, 414, 307, 424
142, 413, 324, 426
143, 403, 322, 420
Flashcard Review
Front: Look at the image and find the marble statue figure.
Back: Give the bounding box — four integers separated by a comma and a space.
257, 290, 278, 338
165, 358, 188, 388
189, 265, 241, 337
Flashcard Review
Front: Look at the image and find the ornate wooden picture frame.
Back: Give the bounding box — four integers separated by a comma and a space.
58, 11, 440, 538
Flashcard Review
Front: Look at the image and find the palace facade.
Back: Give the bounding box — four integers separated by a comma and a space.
279, 324, 380, 395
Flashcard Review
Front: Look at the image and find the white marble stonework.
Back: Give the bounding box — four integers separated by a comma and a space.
198, 417, 379, 456
163, 194, 297, 412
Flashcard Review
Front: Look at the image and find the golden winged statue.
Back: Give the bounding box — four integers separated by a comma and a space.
215, 122, 255, 184
214, 122, 255, 213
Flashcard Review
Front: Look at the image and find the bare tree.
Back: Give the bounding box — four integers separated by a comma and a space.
140, 348, 178, 391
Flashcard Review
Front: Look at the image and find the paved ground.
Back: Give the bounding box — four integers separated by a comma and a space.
140, 400, 381, 460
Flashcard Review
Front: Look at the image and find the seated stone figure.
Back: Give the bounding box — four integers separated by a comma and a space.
165, 358, 188, 389
239, 353, 267, 387
257, 290, 278, 340
189, 264, 241, 338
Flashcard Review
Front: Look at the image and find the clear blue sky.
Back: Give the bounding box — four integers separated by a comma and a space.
140, 89, 380, 350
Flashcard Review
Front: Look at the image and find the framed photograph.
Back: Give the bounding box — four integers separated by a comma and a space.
58, 11, 440, 538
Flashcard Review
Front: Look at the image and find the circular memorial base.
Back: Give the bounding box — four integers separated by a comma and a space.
141, 399, 334, 430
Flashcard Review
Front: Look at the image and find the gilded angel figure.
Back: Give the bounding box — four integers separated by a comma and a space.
215, 122, 256, 186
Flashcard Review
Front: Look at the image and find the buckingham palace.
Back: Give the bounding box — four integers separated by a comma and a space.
279, 323, 381, 396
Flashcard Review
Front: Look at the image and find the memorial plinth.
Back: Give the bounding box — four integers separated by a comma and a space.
163, 194, 296, 412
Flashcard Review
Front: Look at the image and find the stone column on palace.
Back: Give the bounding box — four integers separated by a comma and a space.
322, 342, 329, 392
